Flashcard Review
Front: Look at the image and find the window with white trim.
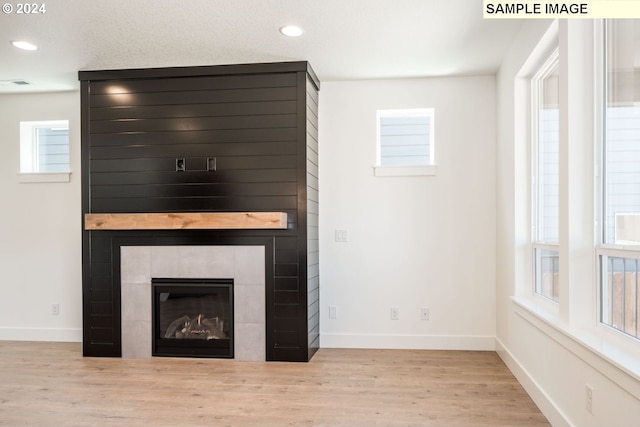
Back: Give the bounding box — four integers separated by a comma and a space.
599, 19, 640, 340
532, 49, 560, 302
20, 120, 70, 174
374, 109, 435, 176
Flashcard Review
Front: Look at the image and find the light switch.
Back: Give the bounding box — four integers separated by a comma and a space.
329, 305, 337, 319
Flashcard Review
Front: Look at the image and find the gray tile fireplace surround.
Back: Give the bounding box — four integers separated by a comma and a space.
120, 246, 265, 361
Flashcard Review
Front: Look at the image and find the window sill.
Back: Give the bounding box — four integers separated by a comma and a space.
18, 172, 71, 183
513, 294, 559, 322
373, 165, 437, 177
511, 296, 640, 399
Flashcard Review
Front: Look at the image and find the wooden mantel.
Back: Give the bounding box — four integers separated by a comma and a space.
84, 212, 288, 230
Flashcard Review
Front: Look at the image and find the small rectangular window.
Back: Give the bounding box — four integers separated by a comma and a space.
374, 109, 435, 176
20, 120, 70, 177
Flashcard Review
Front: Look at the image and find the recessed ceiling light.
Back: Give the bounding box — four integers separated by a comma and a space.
11, 40, 38, 51
280, 25, 303, 37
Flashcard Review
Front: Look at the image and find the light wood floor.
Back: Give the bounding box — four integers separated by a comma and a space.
0, 342, 549, 427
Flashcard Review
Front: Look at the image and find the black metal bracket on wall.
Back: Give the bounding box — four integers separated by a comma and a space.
175, 157, 216, 172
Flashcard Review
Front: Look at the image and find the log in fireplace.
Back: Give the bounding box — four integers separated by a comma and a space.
152, 278, 234, 358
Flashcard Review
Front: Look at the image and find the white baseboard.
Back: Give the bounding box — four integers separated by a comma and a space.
495, 337, 572, 427
320, 333, 495, 350
0, 327, 82, 343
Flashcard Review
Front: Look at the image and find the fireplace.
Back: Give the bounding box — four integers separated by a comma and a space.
80, 62, 320, 361
121, 245, 265, 361
152, 278, 234, 358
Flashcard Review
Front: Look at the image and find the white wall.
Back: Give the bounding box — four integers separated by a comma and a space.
496, 20, 640, 426
0, 77, 498, 351
0, 91, 82, 341
319, 77, 497, 350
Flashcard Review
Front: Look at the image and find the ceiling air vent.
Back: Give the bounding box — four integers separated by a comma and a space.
0, 80, 31, 86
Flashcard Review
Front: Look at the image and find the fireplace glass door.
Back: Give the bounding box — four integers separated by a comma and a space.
152, 278, 233, 358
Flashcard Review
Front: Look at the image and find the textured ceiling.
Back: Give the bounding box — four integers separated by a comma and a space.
0, 0, 523, 93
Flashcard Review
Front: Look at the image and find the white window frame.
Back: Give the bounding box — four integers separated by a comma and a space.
512, 19, 640, 399
18, 120, 71, 183
531, 49, 560, 303
373, 108, 436, 177
596, 19, 640, 343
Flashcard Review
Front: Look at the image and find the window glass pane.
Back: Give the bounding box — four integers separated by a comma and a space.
19, 120, 69, 174
601, 255, 640, 339
532, 52, 560, 303
36, 126, 69, 173
535, 248, 559, 302
604, 20, 640, 245
378, 109, 433, 167
535, 61, 560, 243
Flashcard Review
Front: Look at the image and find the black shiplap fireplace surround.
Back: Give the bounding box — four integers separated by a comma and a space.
79, 62, 320, 362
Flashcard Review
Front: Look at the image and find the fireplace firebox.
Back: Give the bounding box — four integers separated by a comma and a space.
152, 278, 233, 358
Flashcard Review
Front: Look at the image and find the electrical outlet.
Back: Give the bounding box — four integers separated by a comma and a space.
586, 384, 594, 415
335, 229, 349, 242
329, 305, 338, 319
51, 304, 60, 316
420, 307, 430, 320
390, 307, 399, 320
